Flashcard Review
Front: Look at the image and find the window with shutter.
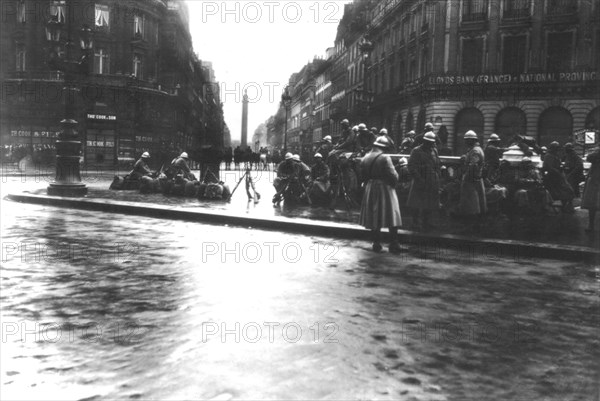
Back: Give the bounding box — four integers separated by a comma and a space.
95, 4, 109, 27
502, 35, 527, 74
546, 32, 573, 72
50, 1, 66, 23
461, 38, 484, 75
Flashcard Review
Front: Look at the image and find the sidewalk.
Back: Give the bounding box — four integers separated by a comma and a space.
4, 170, 599, 262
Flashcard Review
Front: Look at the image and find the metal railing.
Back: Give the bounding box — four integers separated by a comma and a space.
6, 70, 64, 81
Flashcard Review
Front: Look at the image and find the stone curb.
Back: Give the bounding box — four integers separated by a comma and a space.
6, 192, 600, 263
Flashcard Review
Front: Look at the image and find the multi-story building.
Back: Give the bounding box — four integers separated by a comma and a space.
367, 0, 599, 155
313, 55, 333, 146
0, 0, 225, 169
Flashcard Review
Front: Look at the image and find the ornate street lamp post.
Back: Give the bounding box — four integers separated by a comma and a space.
359, 35, 374, 125
281, 86, 292, 153
47, 4, 92, 196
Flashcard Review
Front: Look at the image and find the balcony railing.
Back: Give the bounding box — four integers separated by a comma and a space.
462, 12, 487, 22
6, 70, 64, 81
502, 8, 530, 19
547, 3, 578, 15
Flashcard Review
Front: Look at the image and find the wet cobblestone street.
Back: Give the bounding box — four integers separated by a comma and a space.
1, 178, 599, 400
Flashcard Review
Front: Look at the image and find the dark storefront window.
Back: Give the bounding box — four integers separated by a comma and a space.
538, 106, 572, 146
585, 107, 600, 131
461, 38, 484, 76
454, 107, 484, 155
495, 107, 527, 145
86, 129, 115, 166
502, 35, 527, 75
462, 0, 488, 22
546, 32, 573, 72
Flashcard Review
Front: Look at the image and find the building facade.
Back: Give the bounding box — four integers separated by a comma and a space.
266, 0, 599, 158
0, 0, 225, 170
366, 0, 600, 155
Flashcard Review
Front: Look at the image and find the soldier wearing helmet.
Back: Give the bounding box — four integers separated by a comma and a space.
331, 119, 357, 155
483, 133, 506, 183
130, 151, 154, 180
272, 152, 299, 205
309, 153, 331, 204
562, 142, 584, 197
357, 123, 376, 155
359, 136, 403, 253
399, 130, 416, 154
171, 151, 195, 181
458, 130, 487, 219
543, 141, 575, 212
378, 128, 396, 152
316, 135, 333, 161
407, 131, 441, 230
414, 122, 441, 148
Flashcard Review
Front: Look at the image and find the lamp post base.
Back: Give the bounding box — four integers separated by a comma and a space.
47, 119, 87, 197
47, 183, 88, 197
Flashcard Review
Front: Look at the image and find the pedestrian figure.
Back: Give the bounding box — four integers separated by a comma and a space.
512, 157, 553, 214
171, 152, 196, 181
407, 132, 441, 230
316, 136, 333, 161
245, 165, 260, 201
414, 122, 442, 148
357, 123, 376, 156
582, 146, 600, 233
359, 136, 402, 253
378, 128, 396, 153
224, 147, 233, 170
130, 152, 153, 180
562, 143, 585, 197
399, 130, 416, 154
542, 141, 575, 213
458, 130, 487, 222
309, 153, 331, 205
483, 133, 505, 184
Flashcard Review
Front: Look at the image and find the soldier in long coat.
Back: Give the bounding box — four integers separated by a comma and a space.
309, 153, 331, 203
543, 141, 575, 212
458, 130, 487, 217
562, 142, 585, 197
407, 132, 441, 229
483, 134, 505, 183
359, 137, 402, 253
582, 146, 600, 232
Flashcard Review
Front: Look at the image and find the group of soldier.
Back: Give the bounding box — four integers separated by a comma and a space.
126, 118, 600, 238
129, 151, 195, 181
269, 116, 600, 251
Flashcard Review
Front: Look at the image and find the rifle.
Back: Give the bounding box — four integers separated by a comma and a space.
228, 169, 247, 201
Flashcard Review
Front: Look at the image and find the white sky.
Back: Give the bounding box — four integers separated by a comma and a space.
186, 0, 350, 144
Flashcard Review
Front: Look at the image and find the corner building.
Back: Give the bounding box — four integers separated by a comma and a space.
0, 0, 224, 169
366, 0, 599, 155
